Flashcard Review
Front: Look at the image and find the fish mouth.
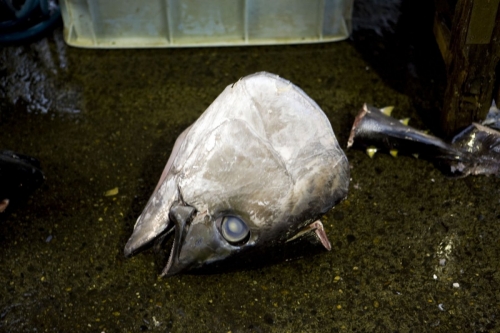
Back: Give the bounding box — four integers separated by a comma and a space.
159, 205, 196, 276
123, 216, 169, 258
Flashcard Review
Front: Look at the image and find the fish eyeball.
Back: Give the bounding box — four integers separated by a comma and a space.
221, 216, 249, 245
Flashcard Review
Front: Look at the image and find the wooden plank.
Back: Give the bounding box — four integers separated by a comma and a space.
439, 0, 500, 137
466, 0, 500, 44
433, 13, 452, 67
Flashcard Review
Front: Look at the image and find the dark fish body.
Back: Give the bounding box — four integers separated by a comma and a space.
124, 72, 350, 276
348, 104, 460, 159
451, 123, 500, 176
0, 150, 44, 213
348, 104, 500, 177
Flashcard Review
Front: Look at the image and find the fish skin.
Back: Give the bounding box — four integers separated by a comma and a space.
348, 104, 500, 177
124, 72, 350, 276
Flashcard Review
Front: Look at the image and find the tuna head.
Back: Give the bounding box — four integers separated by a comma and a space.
124, 72, 349, 276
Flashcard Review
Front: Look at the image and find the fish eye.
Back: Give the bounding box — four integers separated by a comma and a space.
220, 216, 250, 245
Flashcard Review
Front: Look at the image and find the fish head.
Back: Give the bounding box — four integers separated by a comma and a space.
124, 72, 349, 276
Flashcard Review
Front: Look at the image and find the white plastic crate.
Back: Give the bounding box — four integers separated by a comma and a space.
59, 0, 353, 48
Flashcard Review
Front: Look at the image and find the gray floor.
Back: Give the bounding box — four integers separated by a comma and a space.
1, 12, 499, 333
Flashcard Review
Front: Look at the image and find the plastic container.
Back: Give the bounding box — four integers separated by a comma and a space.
59, 0, 353, 48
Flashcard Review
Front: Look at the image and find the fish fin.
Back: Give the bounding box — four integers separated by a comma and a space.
412, 153, 419, 159
286, 220, 331, 251
380, 106, 394, 116
311, 221, 332, 251
389, 149, 398, 157
399, 118, 410, 126
0, 199, 9, 213
366, 147, 377, 158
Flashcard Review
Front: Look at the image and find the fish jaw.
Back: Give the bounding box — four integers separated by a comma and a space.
124, 126, 190, 257
123, 176, 179, 257
161, 211, 236, 276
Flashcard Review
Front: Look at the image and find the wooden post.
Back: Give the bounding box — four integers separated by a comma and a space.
434, 0, 500, 137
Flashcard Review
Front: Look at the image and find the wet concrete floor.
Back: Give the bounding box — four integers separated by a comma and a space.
1, 5, 499, 332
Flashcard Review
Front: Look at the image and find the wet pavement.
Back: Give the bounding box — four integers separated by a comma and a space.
1, 3, 499, 332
